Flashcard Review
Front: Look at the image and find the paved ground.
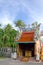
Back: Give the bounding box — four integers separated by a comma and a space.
0, 58, 43, 65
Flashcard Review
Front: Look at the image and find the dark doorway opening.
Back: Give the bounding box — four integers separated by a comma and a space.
19, 43, 35, 57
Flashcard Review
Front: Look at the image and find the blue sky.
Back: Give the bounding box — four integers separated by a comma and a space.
0, 0, 43, 30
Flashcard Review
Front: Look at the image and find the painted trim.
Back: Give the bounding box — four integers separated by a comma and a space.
16, 41, 35, 44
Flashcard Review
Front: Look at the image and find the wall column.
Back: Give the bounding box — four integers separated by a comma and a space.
35, 40, 40, 61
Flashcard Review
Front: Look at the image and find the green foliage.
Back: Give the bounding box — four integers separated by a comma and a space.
0, 28, 4, 47
0, 20, 26, 48
0, 24, 18, 48
15, 20, 26, 31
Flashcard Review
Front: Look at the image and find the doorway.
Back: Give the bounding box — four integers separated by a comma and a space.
19, 43, 35, 57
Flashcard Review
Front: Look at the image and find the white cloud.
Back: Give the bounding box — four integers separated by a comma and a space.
0, 15, 12, 25
0, 0, 20, 26
0, 14, 18, 30
20, 0, 43, 23
0, 0, 43, 30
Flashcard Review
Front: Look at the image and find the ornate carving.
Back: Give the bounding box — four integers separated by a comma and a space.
15, 32, 22, 41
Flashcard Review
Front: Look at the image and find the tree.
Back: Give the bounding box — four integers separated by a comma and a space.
0, 29, 4, 47
3, 24, 17, 48
0, 24, 1, 27
0, 24, 4, 47
15, 20, 26, 32
3, 24, 12, 47
31, 22, 41, 41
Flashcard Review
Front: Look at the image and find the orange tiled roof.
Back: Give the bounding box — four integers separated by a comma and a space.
18, 31, 34, 42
